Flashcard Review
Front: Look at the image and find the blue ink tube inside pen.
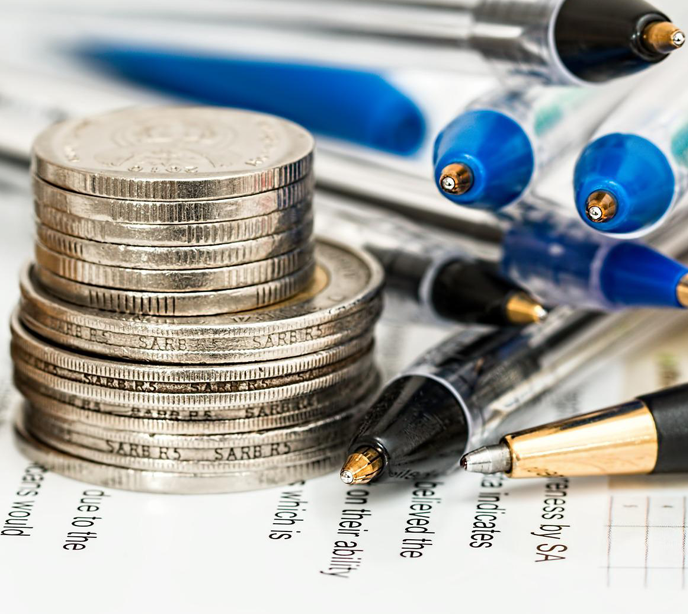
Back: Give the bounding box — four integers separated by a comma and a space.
500, 206, 688, 310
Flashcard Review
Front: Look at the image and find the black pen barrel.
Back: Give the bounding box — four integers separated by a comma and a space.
638, 384, 688, 473
431, 261, 521, 326
348, 375, 468, 481
555, 0, 673, 82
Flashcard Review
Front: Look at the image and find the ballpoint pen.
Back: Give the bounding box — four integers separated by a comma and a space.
433, 85, 628, 209
315, 195, 546, 327
574, 56, 688, 237
499, 205, 688, 311
461, 381, 688, 478
339, 306, 688, 485
81, 46, 426, 155
25, 0, 685, 85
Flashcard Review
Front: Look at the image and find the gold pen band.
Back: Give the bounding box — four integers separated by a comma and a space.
503, 401, 658, 478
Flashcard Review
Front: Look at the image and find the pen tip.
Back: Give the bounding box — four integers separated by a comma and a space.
677, 273, 688, 308
461, 444, 512, 475
505, 292, 548, 325
642, 21, 686, 55
585, 190, 617, 224
339, 446, 385, 485
439, 163, 473, 196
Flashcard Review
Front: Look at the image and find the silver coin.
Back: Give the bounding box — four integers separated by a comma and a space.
14, 369, 378, 422
35, 199, 312, 246
24, 410, 357, 465
25, 416, 347, 463
25, 399, 364, 450
35, 218, 314, 270
33, 261, 316, 317
19, 299, 380, 363
12, 313, 373, 384
15, 371, 380, 434
35, 241, 315, 292
32, 107, 314, 200
33, 174, 314, 224
13, 349, 376, 407
13, 340, 373, 394
15, 420, 345, 494
23, 418, 351, 473
19, 240, 384, 338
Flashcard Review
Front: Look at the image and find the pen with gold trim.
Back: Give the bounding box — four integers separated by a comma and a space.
339, 304, 688, 486
461, 382, 688, 478
574, 54, 688, 238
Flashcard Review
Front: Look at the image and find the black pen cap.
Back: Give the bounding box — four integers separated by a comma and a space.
555, 0, 671, 83
348, 375, 468, 482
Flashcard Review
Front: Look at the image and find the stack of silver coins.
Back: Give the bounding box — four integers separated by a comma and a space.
11, 107, 383, 494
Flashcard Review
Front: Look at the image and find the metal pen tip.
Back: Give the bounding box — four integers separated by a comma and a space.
677, 273, 688, 308
643, 21, 686, 54
505, 292, 548, 325
461, 444, 512, 475
439, 163, 473, 196
586, 190, 617, 223
340, 470, 355, 484
339, 445, 385, 485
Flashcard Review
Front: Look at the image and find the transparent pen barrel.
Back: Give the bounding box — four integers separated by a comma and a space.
457, 307, 688, 455
590, 58, 688, 210
468, 83, 632, 173
156, 0, 572, 83
315, 197, 468, 315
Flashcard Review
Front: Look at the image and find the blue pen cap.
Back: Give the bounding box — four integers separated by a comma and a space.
600, 242, 687, 308
574, 134, 676, 236
433, 110, 535, 210
81, 46, 426, 156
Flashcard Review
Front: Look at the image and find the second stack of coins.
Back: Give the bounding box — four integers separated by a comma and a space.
11, 107, 384, 494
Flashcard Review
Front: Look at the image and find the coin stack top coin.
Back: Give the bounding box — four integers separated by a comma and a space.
12, 107, 384, 494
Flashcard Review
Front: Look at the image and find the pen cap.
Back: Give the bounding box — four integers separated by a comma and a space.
348, 375, 468, 482
574, 133, 676, 236
600, 242, 688, 308
82, 47, 426, 156
433, 110, 534, 210
554, 0, 670, 83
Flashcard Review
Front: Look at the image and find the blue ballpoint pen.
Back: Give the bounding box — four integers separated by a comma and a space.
574, 57, 688, 237
433, 85, 629, 211
317, 193, 688, 315
80, 45, 426, 156
499, 204, 688, 311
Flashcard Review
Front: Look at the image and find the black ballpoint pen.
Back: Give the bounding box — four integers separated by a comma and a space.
69, 0, 684, 85
461, 383, 688, 479
316, 196, 547, 327
6, 0, 681, 87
